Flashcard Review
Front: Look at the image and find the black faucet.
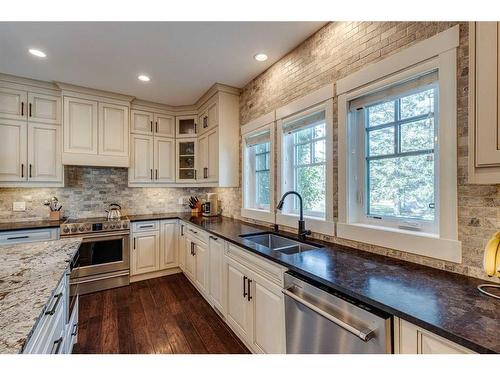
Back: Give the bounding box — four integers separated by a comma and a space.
276, 191, 311, 241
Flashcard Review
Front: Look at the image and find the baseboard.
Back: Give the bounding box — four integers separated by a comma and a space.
130, 267, 182, 283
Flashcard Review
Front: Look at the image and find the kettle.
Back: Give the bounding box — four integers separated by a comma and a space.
105, 203, 122, 220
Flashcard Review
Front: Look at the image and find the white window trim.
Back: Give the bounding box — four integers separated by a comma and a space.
241, 113, 276, 224
277, 98, 335, 236
337, 26, 461, 263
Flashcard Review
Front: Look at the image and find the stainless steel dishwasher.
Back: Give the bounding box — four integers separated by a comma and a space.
283, 271, 392, 354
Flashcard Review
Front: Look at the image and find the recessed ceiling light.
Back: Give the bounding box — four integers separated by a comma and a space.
138, 75, 151, 82
29, 49, 47, 58
254, 53, 268, 62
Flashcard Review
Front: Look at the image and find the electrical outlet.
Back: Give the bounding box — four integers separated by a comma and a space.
13, 202, 26, 211
178, 197, 185, 205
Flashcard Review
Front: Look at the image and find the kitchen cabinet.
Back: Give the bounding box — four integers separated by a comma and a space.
0, 120, 27, 182
154, 137, 175, 183
176, 115, 197, 138
131, 231, 160, 275
131, 109, 175, 137
154, 113, 175, 137
394, 317, 475, 354
197, 127, 218, 182
129, 134, 154, 183
98, 102, 129, 158
209, 235, 226, 315
194, 239, 209, 296
468, 22, 500, 183
159, 220, 178, 269
0, 227, 59, 245
198, 100, 218, 134
28, 123, 63, 182
178, 223, 186, 271
176, 138, 197, 182
0, 87, 27, 120
27, 92, 61, 125
61, 85, 131, 168
184, 236, 196, 280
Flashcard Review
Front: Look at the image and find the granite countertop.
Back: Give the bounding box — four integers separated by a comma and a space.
0, 219, 64, 232
4, 213, 500, 353
0, 237, 81, 353
128, 213, 500, 354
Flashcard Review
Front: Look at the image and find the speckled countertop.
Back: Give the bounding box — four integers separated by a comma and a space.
0, 237, 81, 354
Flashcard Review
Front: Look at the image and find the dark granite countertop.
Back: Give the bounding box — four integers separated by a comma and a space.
6, 213, 500, 353
0, 219, 64, 232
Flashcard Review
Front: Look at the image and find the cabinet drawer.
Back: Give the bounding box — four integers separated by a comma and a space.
184, 223, 208, 244
132, 220, 159, 232
226, 244, 286, 287
0, 228, 59, 245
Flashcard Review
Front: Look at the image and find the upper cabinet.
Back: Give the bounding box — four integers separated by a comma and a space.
0, 78, 63, 187
131, 109, 175, 137
60, 83, 132, 168
176, 115, 198, 138
469, 22, 500, 183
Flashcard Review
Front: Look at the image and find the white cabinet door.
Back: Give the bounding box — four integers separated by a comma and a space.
225, 258, 253, 344
209, 235, 225, 314
131, 231, 159, 275
129, 134, 154, 183
194, 240, 209, 296
0, 120, 27, 181
159, 220, 178, 269
251, 271, 285, 354
154, 113, 175, 137
98, 103, 129, 157
176, 138, 197, 182
0, 87, 27, 121
184, 236, 196, 280
197, 133, 207, 179
206, 128, 218, 182
28, 123, 62, 182
154, 136, 175, 183
63, 97, 98, 155
178, 223, 186, 270
28, 92, 61, 124
207, 101, 218, 130
131, 109, 153, 135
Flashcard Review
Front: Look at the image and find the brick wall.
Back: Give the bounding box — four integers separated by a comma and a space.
239, 21, 499, 282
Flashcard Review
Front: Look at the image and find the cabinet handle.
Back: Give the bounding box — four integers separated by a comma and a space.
155, 169, 158, 180
155, 121, 158, 133
45, 293, 63, 316
180, 225, 184, 236
150, 169, 153, 180
29, 103, 32, 117
150, 121, 153, 132
50, 337, 63, 354
203, 116, 208, 128
133, 237, 136, 249
209, 235, 218, 241
21, 102, 24, 116
71, 323, 78, 336
139, 224, 154, 229
247, 279, 252, 301
7, 235, 29, 240
29, 164, 32, 179
194, 169, 197, 180
203, 167, 208, 179
21, 163, 24, 178
243, 276, 247, 298
194, 123, 197, 133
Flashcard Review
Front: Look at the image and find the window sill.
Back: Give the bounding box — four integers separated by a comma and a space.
276, 213, 335, 236
241, 208, 274, 223
336, 222, 462, 263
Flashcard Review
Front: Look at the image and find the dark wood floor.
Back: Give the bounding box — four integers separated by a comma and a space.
73, 273, 250, 354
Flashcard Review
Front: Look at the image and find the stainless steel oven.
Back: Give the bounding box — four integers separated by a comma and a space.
63, 217, 131, 295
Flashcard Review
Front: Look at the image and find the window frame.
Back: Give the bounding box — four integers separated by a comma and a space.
241, 115, 276, 223
277, 99, 335, 235
356, 82, 440, 234
337, 26, 461, 263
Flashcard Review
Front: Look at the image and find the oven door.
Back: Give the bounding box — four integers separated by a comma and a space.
71, 231, 130, 279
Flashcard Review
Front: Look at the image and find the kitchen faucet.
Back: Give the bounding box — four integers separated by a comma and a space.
276, 191, 311, 241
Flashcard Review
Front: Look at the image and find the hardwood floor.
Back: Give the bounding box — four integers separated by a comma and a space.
73, 273, 250, 354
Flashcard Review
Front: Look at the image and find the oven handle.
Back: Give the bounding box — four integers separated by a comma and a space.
77, 231, 130, 240
282, 286, 375, 342
71, 270, 129, 284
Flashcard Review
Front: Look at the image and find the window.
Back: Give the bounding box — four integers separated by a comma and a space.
337, 26, 461, 262
349, 71, 438, 233
242, 125, 274, 221
282, 110, 327, 218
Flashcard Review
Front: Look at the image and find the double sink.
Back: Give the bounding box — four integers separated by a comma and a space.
239, 232, 321, 255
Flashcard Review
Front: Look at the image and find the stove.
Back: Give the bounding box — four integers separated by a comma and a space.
61, 216, 130, 236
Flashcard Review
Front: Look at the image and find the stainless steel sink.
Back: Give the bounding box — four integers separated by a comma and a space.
239, 232, 320, 255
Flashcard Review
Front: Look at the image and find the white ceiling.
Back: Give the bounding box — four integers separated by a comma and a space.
0, 22, 325, 105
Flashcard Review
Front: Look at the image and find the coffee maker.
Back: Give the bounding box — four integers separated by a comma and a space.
202, 193, 221, 217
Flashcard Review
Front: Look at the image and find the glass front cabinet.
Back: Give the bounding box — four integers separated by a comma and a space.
176, 138, 197, 182
176, 115, 197, 138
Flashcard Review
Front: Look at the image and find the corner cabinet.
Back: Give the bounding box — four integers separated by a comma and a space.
468, 22, 500, 183
0, 80, 63, 187
60, 84, 132, 168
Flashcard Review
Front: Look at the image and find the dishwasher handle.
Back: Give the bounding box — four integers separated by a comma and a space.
282, 286, 375, 342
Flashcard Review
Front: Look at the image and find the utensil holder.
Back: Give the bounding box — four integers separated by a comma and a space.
49, 211, 61, 221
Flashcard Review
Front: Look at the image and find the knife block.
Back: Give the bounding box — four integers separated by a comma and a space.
49, 211, 62, 221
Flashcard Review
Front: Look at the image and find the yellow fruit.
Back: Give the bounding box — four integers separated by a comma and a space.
483, 232, 500, 277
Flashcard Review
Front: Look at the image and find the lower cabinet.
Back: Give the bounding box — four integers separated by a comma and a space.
194, 239, 209, 296
178, 222, 186, 271
208, 234, 226, 315
159, 220, 178, 269
131, 230, 160, 275
394, 317, 476, 354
